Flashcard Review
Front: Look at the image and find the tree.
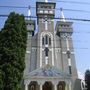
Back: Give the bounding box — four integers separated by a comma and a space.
85, 69, 90, 90
0, 30, 4, 90
0, 61, 4, 89
0, 12, 27, 90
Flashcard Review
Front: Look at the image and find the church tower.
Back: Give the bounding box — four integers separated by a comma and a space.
36, 0, 56, 68
55, 8, 78, 88
24, 0, 78, 90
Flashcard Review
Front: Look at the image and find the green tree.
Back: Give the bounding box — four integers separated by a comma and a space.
85, 69, 90, 90
0, 12, 27, 90
0, 30, 4, 90
0, 63, 4, 89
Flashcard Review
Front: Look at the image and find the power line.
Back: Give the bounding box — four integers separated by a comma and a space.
62, 9, 90, 13
0, 5, 28, 9
6, 0, 90, 6
50, 0, 90, 5
0, 5, 90, 14
0, 14, 90, 22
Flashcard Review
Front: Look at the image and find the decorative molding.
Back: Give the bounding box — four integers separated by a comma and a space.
60, 33, 71, 39
32, 47, 37, 52
68, 58, 71, 66
26, 51, 31, 54
56, 48, 61, 52
45, 44, 48, 47
62, 52, 74, 54
45, 57, 49, 65
38, 81, 45, 85
24, 80, 30, 85
52, 81, 59, 85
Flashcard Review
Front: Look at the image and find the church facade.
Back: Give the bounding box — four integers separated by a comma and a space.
23, 0, 78, 90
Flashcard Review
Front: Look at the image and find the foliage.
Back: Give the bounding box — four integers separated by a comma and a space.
85, 69, 90, 90
0, 12, 27, 90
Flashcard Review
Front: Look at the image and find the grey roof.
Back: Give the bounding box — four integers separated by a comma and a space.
29, 65, 70, 78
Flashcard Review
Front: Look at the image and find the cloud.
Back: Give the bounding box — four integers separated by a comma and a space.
78, 71, 84, 80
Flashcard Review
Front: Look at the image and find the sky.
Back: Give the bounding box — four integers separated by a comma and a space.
0, 0, 90, 76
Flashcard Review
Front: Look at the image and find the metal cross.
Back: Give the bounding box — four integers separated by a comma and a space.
43, 18, 48, 30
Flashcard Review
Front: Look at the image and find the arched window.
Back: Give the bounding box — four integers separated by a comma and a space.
42, 34, 51, 46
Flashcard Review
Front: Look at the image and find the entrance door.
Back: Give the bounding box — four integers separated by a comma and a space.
43, 82, 52, 90
28, 81, 38, 90
58, 82, 65, 90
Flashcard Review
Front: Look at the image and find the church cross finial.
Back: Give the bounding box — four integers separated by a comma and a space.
28, 5, 31, 20
60, 8, 66, 22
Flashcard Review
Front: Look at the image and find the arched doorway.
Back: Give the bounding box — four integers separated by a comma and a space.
43, 82, 53, 90
58, 81, 65, 90
28, 81, 38, 90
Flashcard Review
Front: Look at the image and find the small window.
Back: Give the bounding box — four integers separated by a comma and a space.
69, 66, 72, 74
49, 38, 51, 45
44, 10, 48, 14
49, 10, 53, 14
42, 37, 44, 45
45, 35, 48, 44
39, 10, 43, 13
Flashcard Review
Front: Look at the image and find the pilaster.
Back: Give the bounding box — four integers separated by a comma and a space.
24, 80, 30, 90
52, 81, 58, 90
38, 81, 45, 90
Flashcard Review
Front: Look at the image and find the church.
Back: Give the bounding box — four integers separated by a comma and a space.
23, 0, 84, 90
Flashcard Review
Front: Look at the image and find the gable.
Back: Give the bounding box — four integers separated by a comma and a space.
28, 65, 70, 78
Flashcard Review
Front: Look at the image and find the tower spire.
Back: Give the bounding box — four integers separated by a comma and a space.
28, 5, 31, 20
60, 8, 66, 22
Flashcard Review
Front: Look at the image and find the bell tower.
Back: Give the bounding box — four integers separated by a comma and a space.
55, 9, 78, 85
36, 0, 56, 68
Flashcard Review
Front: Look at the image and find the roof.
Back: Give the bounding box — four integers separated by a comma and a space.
28, 65, 70, 78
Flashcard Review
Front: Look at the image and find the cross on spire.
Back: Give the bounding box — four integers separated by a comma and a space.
43, 17, 48, 30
